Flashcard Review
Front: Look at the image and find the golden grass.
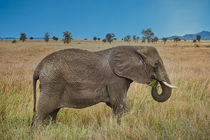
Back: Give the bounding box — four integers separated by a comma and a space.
0, 39, 209, 139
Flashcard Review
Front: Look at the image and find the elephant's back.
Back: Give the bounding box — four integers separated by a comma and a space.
35, 48, 102, 81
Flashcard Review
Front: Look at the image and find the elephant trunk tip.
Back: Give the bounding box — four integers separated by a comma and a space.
151, 81, 172, 102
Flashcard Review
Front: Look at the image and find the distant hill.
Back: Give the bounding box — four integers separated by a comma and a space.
167, 31, 210, 40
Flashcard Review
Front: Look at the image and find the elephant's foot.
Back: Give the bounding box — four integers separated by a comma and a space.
112, 104, 127, 124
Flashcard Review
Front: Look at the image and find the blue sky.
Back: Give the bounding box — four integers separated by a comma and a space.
0, 0, 209, 39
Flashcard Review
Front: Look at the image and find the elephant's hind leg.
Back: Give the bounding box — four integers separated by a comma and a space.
32, 92, 60, 127
46, 108, 61, 124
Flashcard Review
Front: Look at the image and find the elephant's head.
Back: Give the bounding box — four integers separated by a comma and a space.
109, 46, 176, 102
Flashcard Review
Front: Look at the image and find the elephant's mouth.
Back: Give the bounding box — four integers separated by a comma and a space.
147, 79, 158, 87
147, 79, 176, 102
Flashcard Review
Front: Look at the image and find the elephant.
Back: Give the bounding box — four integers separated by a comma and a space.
31, 45, 176, 126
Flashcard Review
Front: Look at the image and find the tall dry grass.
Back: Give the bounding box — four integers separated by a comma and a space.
0, 40, 209, 139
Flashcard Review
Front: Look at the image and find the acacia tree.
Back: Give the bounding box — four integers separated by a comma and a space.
141, 28, 154, 42
20, 33, 27, 42
174, 37, 181, 43
162, 37, 168, 44
196, 35, 201, 42
124, 35, 131, 42
45, 33, 50, 42
63, 31, 72, 44
105, 33, 115, 44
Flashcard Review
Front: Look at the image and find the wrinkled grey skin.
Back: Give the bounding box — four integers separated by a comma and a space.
32, 46, 172, 126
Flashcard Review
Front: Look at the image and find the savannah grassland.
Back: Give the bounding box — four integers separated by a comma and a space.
0, 39, 209, 140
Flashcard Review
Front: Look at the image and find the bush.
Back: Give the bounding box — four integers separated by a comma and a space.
11, 40, 17, 43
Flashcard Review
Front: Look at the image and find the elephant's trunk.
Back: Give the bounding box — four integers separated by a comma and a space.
151, 81, 172, 102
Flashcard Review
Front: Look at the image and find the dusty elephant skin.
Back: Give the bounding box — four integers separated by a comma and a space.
32, 46, 175, 127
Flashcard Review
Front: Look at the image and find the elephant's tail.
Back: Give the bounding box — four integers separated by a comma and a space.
33, 73, 39, 113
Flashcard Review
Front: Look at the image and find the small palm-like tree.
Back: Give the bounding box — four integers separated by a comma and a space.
20, 33, 27, 42
45, 33, 50, 42
105, 33, 115, 44
63, 31, 72, 44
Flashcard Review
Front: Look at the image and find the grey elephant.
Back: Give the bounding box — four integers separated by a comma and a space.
32, 45, 176, 126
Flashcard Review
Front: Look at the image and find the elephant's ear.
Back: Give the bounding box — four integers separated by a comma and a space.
109, 47, 149, 83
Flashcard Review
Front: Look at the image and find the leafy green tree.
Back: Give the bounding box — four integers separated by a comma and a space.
52, 36, 58, 41
105, 33, 115, 44
97, 38, 100, 40
162, 38, 168, 44
63, 31, 72, 44
124, 35, 131, 42
20, 33, 27, 42
45, 33, 50, 42
30, 37, 33, 40
141, 28, 154, 42
196, 35, 201, 42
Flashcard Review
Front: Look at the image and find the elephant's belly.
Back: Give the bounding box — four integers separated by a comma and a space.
59, 85, 109, 109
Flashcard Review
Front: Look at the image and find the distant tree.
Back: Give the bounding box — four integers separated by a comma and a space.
30, 37, 33, 40
141, 28, 154, 42
93, 36, 97, 41
102, 39, 106, 43
105, 33, 115, 44
193, 40, 196, 43
174, 37, 181, 43
162, 37, 168, 44
133, 35, 136, 41
97, 38, 100, 40
153, 37, 158, 43
12, 40, 17, 43
44, 33, 50, 42
124, 35, 131, 42
196, 35, 201, 42
84, 38, 88, 40
20, 33, 27, 42
142, 37, 146, 43
136, 36, 140, 41
63, 31, 72, 44
52, 36, 58, 41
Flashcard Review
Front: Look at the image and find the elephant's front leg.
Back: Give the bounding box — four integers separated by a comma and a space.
107, 80, 130, 119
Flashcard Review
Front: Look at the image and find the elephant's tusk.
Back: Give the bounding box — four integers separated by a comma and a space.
162, 81, 177, 89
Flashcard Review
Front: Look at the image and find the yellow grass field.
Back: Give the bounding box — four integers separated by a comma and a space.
0, 39, 209, 139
